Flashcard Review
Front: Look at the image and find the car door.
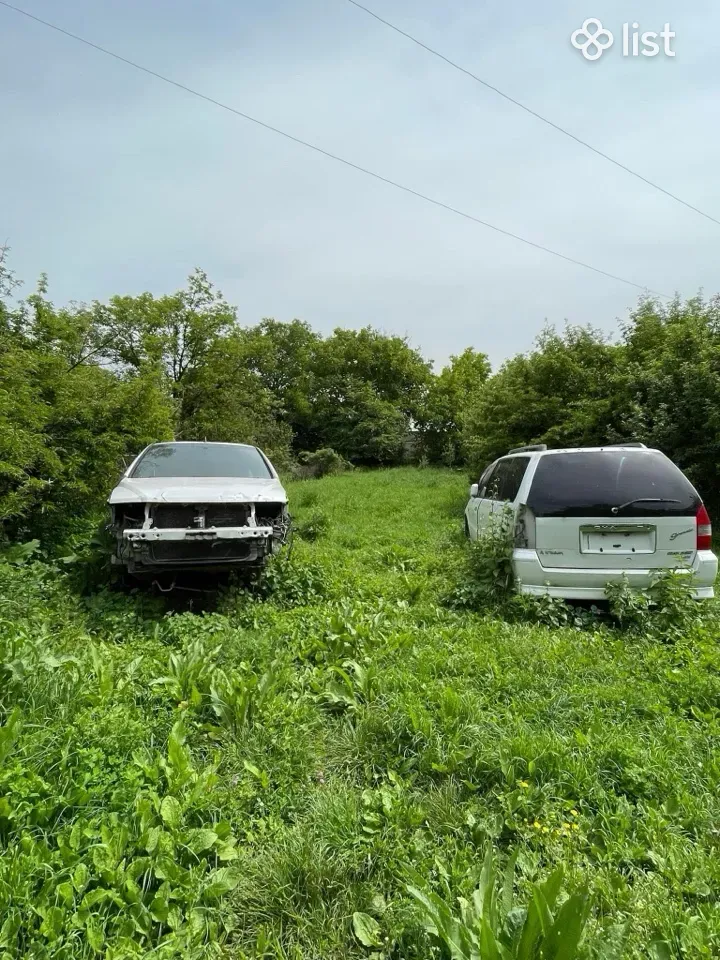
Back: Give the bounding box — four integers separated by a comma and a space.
467, 462, 496, 539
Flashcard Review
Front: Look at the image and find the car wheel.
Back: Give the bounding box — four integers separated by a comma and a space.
110, 568, 133, 592
464, 518, 470, 539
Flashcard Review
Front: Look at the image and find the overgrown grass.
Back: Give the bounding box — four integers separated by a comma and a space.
1, 467, 720, 958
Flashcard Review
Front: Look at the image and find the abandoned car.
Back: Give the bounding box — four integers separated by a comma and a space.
108, 441, 289, 577
465, 443, 717, 600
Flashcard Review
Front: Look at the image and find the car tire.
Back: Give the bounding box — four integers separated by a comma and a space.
109, 568, 133, 592
464, 518, 470, 539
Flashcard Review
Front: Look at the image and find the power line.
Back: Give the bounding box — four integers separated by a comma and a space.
0, 0, 670, 297
345, 0, 720, 229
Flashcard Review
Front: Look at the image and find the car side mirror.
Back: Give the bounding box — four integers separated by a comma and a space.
470, 483, 479, 498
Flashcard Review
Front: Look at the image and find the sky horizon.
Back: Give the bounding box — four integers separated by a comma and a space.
2, 0, 719, 369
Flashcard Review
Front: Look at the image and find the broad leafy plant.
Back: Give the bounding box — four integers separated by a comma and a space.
408, 849, 598, 960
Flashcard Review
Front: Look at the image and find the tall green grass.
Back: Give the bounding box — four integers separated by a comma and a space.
1, 467, 719, 958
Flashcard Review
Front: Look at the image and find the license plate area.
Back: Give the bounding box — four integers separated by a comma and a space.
580, 524, 656, 555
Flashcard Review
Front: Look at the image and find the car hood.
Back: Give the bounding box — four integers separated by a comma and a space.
109, 476, 287, 505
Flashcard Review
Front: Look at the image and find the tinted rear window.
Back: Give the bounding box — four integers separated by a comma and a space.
527, 451, 700, 518
132, 444, 272, 479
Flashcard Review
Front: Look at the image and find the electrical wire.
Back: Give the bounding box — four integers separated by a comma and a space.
345, 0, 720, 229
0, 0, 671, 297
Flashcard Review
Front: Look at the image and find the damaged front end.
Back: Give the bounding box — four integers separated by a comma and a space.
110, 500, 290, 575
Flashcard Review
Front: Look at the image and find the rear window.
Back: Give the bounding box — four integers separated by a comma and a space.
132, 443, 272, 479
527, 451, 700, 518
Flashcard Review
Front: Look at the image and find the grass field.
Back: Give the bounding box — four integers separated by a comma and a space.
1, 467, 719, 958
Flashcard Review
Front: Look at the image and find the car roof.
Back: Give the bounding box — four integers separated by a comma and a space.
501, 446, 661, 458
148, 441, 257, 449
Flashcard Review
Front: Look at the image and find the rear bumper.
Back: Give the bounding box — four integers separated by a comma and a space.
513, 548, 718, 600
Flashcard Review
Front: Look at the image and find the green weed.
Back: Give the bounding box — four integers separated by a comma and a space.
1, 468, 719, 958
407, 848, 602, 960
294, 509, 332, 542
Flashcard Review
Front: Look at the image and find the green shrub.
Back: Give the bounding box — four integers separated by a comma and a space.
295, 448, 351, 479
606, 568, 706, 637
294, 510, 332, 542
468, 507, 516, 599
446, 507, 516, 609
256, 555, 329, 607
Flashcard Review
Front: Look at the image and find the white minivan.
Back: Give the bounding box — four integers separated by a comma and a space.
465, 444, 717, 600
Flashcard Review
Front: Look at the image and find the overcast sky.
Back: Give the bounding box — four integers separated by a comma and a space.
2, 0, 718, 368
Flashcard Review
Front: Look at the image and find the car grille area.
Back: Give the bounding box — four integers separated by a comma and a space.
205, 504, 251, 527
151, 504, 251, 529
152, 505, 199, 529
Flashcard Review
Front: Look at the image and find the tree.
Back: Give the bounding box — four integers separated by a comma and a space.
417, 348, 490, 464
305, 327, 432, 462
0, 267, 174, 543
313, 327, 432, 413
239, 319, 320, 450
309, 378, 408, 463
462, 325, 621, 474
178, 331, 293, 464
617, 295, 720, 512
94, 269, 235, 394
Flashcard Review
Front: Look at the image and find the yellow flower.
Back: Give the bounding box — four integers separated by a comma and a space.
517, 780, 530, 788
533, 820, 541, 829
570, 809, 578, 816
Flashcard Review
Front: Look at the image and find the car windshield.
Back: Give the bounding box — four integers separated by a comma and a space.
131, 443, 272, 479
527, 451, 700, 518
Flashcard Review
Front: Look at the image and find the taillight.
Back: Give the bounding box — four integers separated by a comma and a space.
697, 504, 712, 550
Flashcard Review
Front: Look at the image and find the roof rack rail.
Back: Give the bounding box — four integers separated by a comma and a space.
604, 442, 647, 448
508, 444, 548, 454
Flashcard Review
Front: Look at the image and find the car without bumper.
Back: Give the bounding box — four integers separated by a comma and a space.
109, 443, 289, 576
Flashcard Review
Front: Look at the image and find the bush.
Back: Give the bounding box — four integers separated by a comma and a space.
443, 508, 516, 611
257, 555, 329, 606
466, 506, 516, 600
293, 510, 331, 542
294, 448, 351, 479
606, 567, 706, 637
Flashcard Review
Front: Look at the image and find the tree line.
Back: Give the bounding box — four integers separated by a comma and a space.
2, 246, 719, 542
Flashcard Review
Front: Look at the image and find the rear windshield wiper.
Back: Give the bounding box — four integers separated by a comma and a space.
611, 497, 681, 515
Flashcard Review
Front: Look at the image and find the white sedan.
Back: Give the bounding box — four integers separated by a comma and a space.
108, 441, 289, 578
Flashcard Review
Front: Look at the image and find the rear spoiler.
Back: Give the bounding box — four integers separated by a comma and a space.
508, 444, 548, 454
603, 442, 647, 449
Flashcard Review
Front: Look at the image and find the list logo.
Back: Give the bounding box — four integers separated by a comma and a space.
571, 18, 676, 61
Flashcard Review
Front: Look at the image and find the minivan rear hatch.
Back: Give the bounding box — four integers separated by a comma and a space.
527, 450, 701, 570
